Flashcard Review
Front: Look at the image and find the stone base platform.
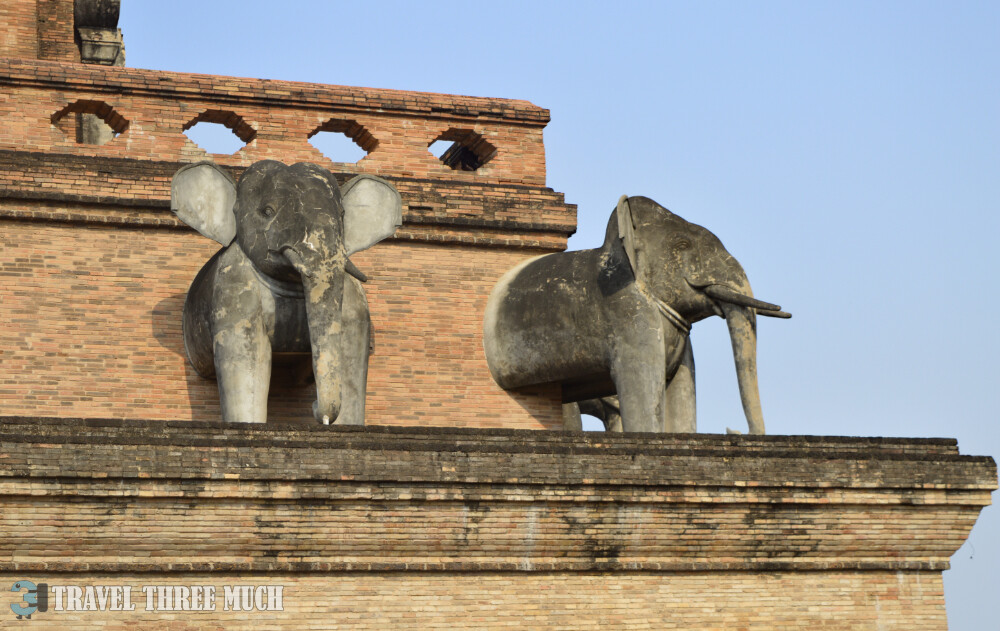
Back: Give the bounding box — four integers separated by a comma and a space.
0, 418, 995, 629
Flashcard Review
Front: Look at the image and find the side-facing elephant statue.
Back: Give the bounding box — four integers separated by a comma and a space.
484, 195, 789, 434
171, 160, 402, 424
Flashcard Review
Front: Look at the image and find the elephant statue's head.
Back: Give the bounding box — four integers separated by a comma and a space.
171, 160, 402, 423
610, 195, 789, 433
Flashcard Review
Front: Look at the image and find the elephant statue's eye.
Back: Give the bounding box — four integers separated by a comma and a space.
675, 239, 691, 251
261, 205, 275, 218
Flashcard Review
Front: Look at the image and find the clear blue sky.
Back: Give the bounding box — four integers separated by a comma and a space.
121, 2, 999, 627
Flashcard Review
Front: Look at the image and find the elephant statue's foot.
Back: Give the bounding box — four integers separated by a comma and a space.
313, 400, 332, 425
312, 400, 363, 425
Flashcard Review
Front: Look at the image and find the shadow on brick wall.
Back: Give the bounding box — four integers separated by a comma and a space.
150, 293, 187, 357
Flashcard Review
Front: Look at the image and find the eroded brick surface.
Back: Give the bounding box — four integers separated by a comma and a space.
0, 423, 994, 628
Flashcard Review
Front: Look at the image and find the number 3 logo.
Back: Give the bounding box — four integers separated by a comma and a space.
10, 581, 48, 620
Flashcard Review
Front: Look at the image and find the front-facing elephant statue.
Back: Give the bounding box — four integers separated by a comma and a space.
171, 160, 402, 424
484, 195, 789, 434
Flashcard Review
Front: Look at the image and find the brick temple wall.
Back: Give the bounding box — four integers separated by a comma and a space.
35, 0, 79, 63
0, 0, 40, 60
0, 218, 560, 427
0, 420, 994, 629
0, 0, 80, 63
0, 58, 575, 428
0, 58, 550, 184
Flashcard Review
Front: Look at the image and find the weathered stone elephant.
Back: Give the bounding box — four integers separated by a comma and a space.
171, 160, 402, 424
484, 195, 789, 434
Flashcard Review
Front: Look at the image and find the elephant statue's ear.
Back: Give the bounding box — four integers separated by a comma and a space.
341, 174, 403, 256
170, 161, 238, 245
616, 195, 642, 280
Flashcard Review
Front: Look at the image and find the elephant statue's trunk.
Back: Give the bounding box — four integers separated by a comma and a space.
285, 247, 346, 424
719, 301, 765, 434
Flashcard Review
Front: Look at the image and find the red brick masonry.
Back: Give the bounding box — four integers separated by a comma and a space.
0, 57, 551, 184
0, 58, 576, 428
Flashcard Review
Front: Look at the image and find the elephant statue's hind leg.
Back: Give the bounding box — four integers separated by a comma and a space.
577, 397, 623, 432
562, 403, 583, 431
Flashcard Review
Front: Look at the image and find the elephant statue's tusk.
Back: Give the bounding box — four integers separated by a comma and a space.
756, 308, 792, 319
284, 247, 368, 283
345, 259, 368, 283
702, 284, 784, 314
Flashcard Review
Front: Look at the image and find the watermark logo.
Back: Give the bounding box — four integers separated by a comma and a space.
10, 580, 48, 620
6, 582, 283, 618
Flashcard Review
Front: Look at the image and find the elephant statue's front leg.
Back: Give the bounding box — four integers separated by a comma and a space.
209, 250, 271, 424
331, 279, 370, 425
663, 337, 696, 432
610, 322, 668, 433
213, 318, 271, 423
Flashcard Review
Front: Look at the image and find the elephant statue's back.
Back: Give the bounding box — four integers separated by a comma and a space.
484, 250, 619, 391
